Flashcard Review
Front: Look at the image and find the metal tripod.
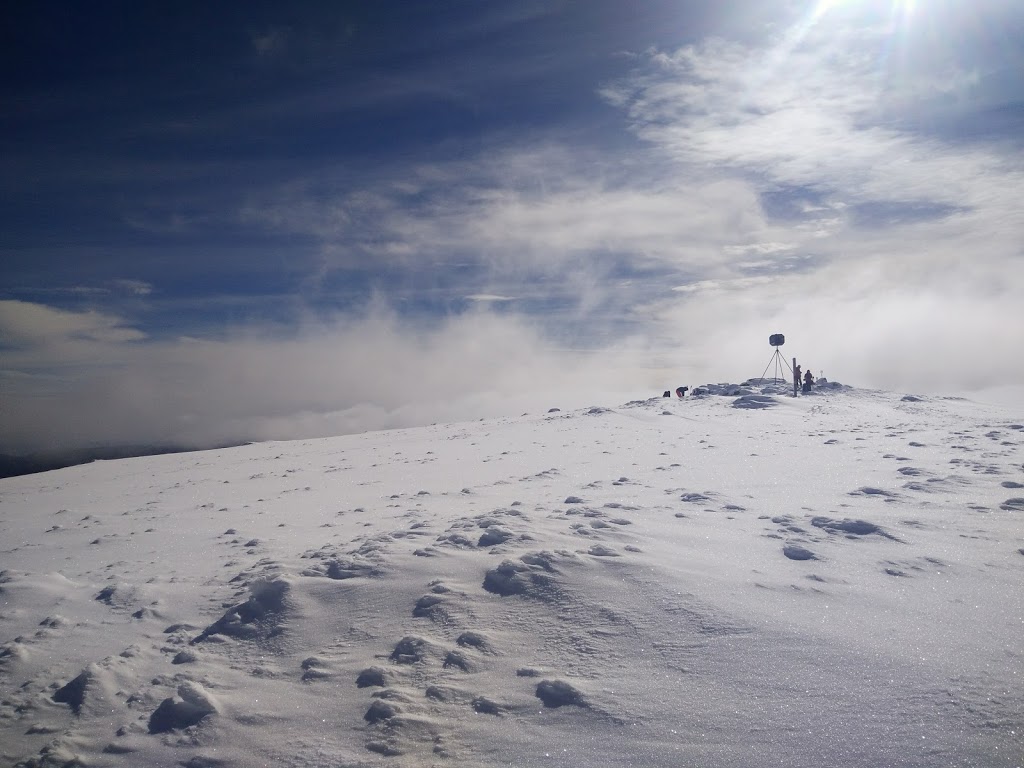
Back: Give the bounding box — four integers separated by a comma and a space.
760, 347, 792, 384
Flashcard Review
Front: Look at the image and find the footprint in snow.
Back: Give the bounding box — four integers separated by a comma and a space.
810, 516, 900, 541
482, 551, 567, 600
389, 635, 431, 664
435, 532, 476, 548
412, 594, 456, 624
300, 656, 337, 682
425, 684, 475, 705
455, 631, 495, 654
849, 487, 901, 501
356, 666, 389, 688
897, 466, 928, 476
191, 578, 290, 644
535, 679, 589, 709
680, 492, 713, 503
732, 394, 777, 409
148, 681, 219, 734
783, 544, 818, 561
478, 527, 515, 547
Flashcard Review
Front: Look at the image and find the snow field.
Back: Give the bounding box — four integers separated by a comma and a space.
1, 383, 1022, 767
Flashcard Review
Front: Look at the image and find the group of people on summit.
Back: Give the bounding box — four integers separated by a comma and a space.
794, 364, 815, 393
662, 365, 817, 400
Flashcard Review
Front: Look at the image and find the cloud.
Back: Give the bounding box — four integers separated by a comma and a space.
251, 26, 290, 57
112, 279, 154, 296
606, 41, 1023, 215
0, 300, 146, 352
234, 2, 1019, 318
655, 257, 1024, 390
231, 4, 1024, 405
12, 280, 155, 299
241, 142, 796, 294
0, 301, 659, 455
466, 294, 517, 303
595, 5, 1024, 390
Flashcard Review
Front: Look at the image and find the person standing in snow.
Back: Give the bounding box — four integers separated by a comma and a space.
793, 364, 802, 396
802, 369, 815, 393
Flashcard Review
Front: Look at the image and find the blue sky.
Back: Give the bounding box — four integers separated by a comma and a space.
2, 0, 1023, 454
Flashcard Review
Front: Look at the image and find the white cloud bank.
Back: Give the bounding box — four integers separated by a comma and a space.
0, 300, 664, 455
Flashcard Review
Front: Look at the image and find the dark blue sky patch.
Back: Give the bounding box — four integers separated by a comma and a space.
137, 293, 305, 339
735, 252, 824, 278
899, 103, 1024, 148
848, 201, 966, 229
758, 184, 835, 223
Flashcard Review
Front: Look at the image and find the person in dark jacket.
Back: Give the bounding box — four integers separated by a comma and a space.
802, 369, 815, 393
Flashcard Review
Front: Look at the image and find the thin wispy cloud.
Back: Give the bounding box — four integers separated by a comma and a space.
241, 143, 783, 291
0, 300, 146, 352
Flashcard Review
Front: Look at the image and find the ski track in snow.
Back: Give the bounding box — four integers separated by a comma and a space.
1, 384, 1023, 767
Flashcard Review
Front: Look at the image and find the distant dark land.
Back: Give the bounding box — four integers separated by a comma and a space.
0, 443, 241, 479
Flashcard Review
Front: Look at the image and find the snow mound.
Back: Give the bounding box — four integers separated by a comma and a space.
148, 682, 219, 734
732, 394, 778, 409
192, 578, 291, 643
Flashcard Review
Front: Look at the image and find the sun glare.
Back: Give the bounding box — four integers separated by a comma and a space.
811, 0, 920, 23
810, 0, 842, 22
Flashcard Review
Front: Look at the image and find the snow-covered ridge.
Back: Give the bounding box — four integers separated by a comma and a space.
1, 385, 1022, 767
